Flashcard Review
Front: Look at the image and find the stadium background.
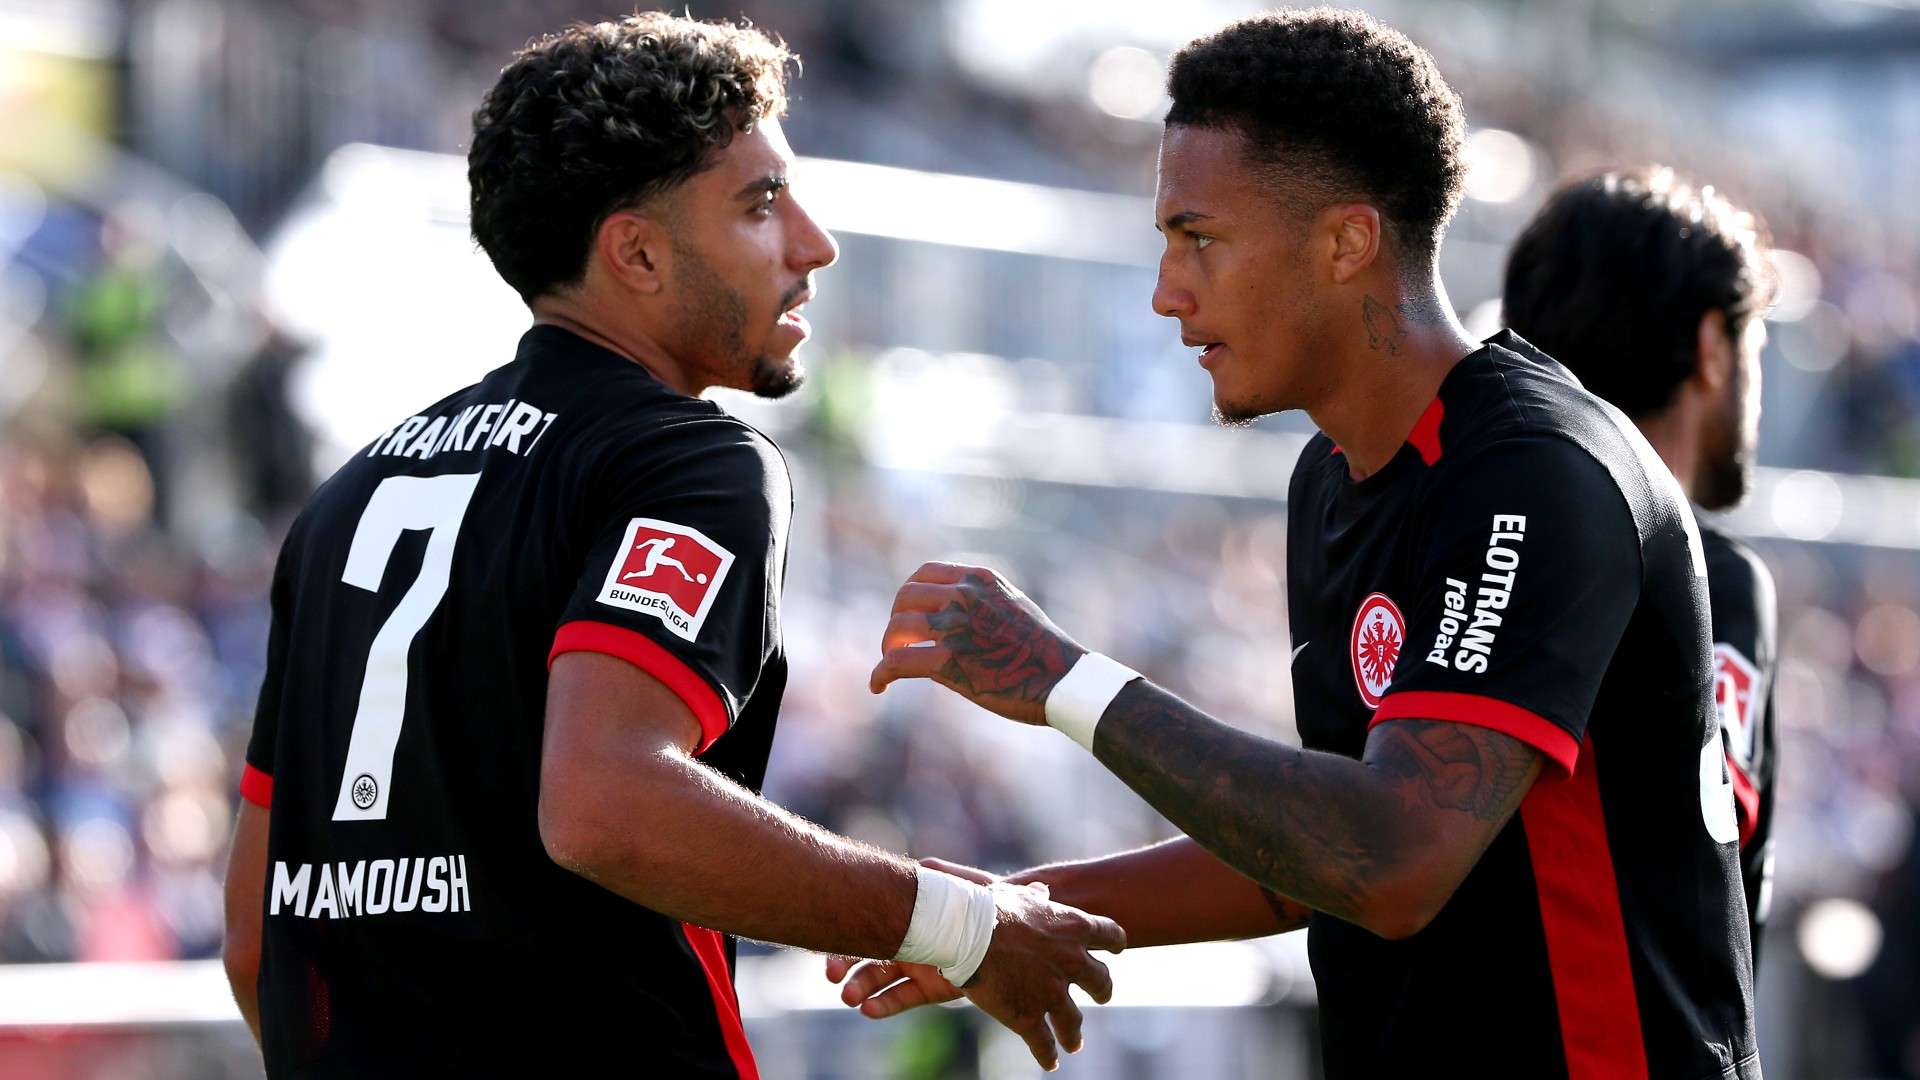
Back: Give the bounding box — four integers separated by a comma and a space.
1, 0, 1917, 1076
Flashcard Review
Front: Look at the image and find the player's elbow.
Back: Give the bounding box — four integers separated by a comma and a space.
1354, 865, 1459, 941
221, 924, 261, 993
539, 742, 696, 883
538, 792, 609, 878
1359, 899, 1439, 942
538, 779, 664, 881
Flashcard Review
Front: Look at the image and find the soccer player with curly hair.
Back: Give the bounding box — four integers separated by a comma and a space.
834, 10, 1761, 1078
221, 14, 1121, 1076
1505, 167, 1781, 975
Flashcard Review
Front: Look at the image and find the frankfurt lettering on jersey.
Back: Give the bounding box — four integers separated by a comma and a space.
366, 399, 559, 461
1428, 514, 1527, 673
270, 855, 471, 919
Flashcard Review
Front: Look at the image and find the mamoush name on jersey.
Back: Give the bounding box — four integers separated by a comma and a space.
1285, 330, 1759, 1080
241, 325, 789, 1077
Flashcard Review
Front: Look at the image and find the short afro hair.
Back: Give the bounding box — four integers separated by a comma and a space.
1165, 8, 1467, 264
468, 13, 794, 304
1503, 167, 1774, 419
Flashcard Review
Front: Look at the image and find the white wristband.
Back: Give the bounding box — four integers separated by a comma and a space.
1045, 652, 1142, 751
894, 865, 998, 987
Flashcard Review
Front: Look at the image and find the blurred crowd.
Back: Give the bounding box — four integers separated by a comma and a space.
3, 0, 1920, 1075
120, 0, 1920, 477
1441, 31, 1920, 481
0, 430, 274, 965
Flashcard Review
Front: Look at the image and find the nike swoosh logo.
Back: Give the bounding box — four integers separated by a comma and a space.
1291, 641, 1309, 664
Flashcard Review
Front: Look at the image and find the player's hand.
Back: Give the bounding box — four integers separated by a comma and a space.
960, 881, 1124, 1071
870, 562, 1086, 726
825, 955, 962, 1018
824, 858, 1003, 1018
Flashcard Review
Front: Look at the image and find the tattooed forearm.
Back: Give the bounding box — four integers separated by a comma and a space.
1091, 681, 1542, 933
1362, 295, 1409, 356
1259, 889, 1314, 933
1093, 681, 1389, 917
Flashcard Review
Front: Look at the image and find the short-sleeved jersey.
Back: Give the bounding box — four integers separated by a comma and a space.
1285, 331, 1760, 1080
1701, 524, 1779, 972
242, 325, 790, 1078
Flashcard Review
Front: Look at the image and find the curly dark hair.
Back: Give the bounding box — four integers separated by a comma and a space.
468, 13, 794, 303
1165, 8, 1466, 265
1503, 167, 1774, 419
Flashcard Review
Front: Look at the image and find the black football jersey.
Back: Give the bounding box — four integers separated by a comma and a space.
241, 325, 790, 1077
1285, 331, 1760, 1080
1701, 524, 1778, 972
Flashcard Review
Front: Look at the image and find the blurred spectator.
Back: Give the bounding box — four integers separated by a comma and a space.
63, 211, 185, 511
223, 321, 315, 518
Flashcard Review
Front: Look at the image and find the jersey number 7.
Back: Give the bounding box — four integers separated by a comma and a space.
332, 473, 483, 822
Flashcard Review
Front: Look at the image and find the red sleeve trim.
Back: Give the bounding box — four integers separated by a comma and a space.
549, 620, 731, 754
1371, 690, 1579, 777
239, 763, 273, 808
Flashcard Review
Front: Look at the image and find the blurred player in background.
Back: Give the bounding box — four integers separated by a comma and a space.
833, 10, 1760, 1078
1503, 167, 1780, 970
220, 14, 1121, 1077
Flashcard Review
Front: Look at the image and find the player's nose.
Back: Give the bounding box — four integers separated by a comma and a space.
1153, 277, 1195, 320
788, 198, 839, 272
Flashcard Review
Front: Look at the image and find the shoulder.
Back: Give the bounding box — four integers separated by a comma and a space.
588, 402, 791, 512
1700, 523, 1776, 637
1453, 337, 1646, 460
1417, 431, 1648, 593
1428, 429, 1627, 511
1702, 525, 1774, 597
1451, 343, 1693, 547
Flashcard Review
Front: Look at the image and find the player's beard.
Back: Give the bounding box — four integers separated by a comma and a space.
671, 241, 807, 400
749, 279, 809, 401
1694, 370, 1753, 512
1211, 404, 1256, 428
1207, 354, 1282, 427
749, 352, 805, 399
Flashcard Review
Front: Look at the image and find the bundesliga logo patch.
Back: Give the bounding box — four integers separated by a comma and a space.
596, 518, 734, 641
1350, 592, 1405, 709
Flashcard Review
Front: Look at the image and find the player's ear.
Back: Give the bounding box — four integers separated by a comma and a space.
1693, 309, 1735, 393
594, 210, 671, 297
1325, 203, 1382, 285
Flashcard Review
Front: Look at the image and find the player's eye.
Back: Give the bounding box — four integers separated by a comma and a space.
752, 190, 780, 217
1192, 234, 1214, 251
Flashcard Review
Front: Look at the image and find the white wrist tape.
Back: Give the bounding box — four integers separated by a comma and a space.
1045, 652, 1142, 751
894, 865, 998, 987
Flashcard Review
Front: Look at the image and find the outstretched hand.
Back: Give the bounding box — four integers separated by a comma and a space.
824, 954, 962, 1019
870, 562, 1085, 725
